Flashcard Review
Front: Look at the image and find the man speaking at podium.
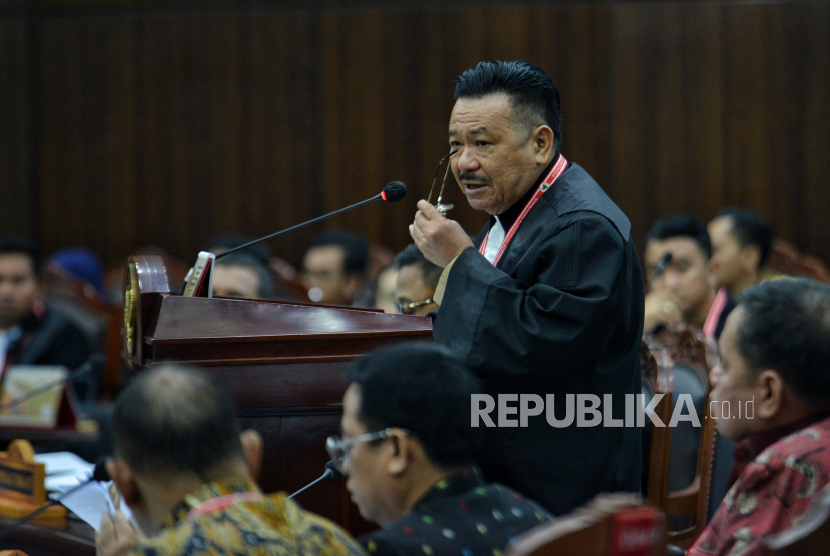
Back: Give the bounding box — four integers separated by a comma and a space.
410, 61, 644, 515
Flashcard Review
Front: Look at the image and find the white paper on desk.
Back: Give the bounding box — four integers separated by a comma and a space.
35, 451, 94, 491
47, 472, 95, 493
52, 479, 136, 532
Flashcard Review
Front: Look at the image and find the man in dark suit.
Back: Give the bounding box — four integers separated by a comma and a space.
409, 60, 644, 515
0, 236, 92, 398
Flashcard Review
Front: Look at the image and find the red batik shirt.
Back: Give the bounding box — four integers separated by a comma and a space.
688, 414, 830, 556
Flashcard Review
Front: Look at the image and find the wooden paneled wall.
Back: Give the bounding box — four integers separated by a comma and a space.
1, 0, 828, 270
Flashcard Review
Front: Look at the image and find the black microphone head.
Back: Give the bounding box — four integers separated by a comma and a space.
325, 460, 344, 482
92, 456, 111, 482
381, 181, 407, 203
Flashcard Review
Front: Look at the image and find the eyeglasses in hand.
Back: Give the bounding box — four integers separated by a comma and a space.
426, 150, 458, 216
394, 298, 435, 315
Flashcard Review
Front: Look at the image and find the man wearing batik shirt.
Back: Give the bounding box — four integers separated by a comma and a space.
688, 278, 830, 556
335, 343, 552, 556
95, 365, 365, 556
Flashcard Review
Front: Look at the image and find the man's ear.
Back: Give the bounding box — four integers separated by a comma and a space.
741, 245, 762, 274
107, 458, 143, 509
532, 125, 554, 164
755, 369, 785, 420
386, 429, 416, 477
240, 429, 263, 482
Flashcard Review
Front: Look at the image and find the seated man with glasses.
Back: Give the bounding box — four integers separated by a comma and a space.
329, 343, 552, 556
392, 243, 441, 316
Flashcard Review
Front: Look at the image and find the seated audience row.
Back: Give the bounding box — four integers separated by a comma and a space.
97, 277, 830, 556
644, 208, 775, 341
644, 215, 735, 340
211, 229, 385, 308
96, 346, 552, 556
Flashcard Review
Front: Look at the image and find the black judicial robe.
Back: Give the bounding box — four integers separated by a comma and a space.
434, 161, 645, 516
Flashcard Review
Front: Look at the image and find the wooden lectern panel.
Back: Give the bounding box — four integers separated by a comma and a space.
142, 294, 429, 364
124, 256, 432, 536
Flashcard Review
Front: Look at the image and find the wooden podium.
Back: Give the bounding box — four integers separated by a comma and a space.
122, 255, 432, 535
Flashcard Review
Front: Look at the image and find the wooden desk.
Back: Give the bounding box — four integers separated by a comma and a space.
0, 516, 94, 556
0, 429, 97, 446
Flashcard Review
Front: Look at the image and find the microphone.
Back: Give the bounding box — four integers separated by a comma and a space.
380, 181, 407, 202
215, 181, 407, 261
0, 456, 110, 540
325, 460, 344, 482
648, 253, 673, 285
287, 460, 343, 500
0, 354, 106, 414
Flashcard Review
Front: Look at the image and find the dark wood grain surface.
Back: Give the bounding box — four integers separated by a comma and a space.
1, 1, 827, 270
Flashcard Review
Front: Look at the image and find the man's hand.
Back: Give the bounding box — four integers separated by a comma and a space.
409, 200, 474, 268
643, 289, 682, 334
96, 511, 144, 556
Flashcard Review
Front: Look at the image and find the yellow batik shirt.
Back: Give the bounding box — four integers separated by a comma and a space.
121, 476, 367, 556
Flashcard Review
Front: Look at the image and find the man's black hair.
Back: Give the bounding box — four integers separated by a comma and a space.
737, 278, 830, 407
645, 214, 712, 260
347, 343, 482, 469
455, 60, 562, 153
717, 208, 774, 266
0, 235, 41, 276
214, 251, 276, 299
393, 243, 442, 290
112, 365, 244, 479
309, 230, 368, 276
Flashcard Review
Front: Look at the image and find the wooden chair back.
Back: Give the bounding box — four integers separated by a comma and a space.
41, 263, 124, 400
641, 340, 674, 509
765, 238, 830, 283
642, 328, 718, 548
505, 493, 666, 556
